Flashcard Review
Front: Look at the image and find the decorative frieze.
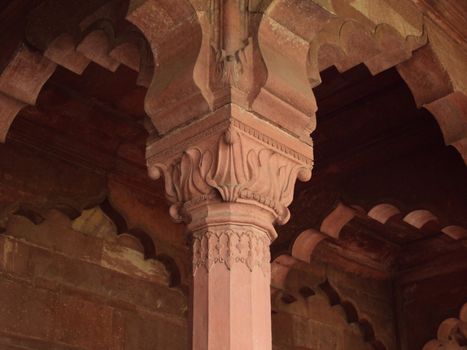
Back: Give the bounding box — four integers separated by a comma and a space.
192, 228, 270, 275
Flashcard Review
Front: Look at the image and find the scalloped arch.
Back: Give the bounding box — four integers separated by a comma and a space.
258, 0, 466, 163
272, 270, 388, 350
423, 302, 467, 350
0, 0, 175, 142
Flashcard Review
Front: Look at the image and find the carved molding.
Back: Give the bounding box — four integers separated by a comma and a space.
147, 108, 312, 225
193, 228, 270, 275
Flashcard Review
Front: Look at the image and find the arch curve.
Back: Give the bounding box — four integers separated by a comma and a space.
256, 0, 466, 163
0, 0, 204, 143
423, 302, 467, 350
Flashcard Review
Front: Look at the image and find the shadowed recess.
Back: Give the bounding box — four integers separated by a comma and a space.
318, 279, 386, 350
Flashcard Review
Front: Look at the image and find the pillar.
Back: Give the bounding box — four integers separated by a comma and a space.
147, 105, 312, 350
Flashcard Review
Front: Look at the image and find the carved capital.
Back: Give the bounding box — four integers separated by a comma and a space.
147, 105, 312, 233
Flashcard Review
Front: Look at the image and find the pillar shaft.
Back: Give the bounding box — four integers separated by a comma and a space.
190, 206, 272, 350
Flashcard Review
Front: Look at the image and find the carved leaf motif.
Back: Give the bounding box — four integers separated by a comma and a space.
152, 123, 310, 223
192, 229, 270, 276
179, 148, 213, 202
209, 129, 248, 201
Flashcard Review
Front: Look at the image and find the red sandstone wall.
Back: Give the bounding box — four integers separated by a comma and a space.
272, 300, 375, 350
0, 211, 188, 350
3, 143, 462, 350
397, 268, 467, 350
0, 207, 400, 350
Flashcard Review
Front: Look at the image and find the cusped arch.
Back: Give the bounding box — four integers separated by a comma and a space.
0, 0, 203, 143
256, 0, 426, 137
101, 196, 188, 287
7, 199, 185, 288
0, 17, 153, 142
299, 200, 467, 243
257, 0, 467, 163
312, 20, 425, 83
1, 204, 185, 299
319, 280, 387, 350
272, 226, 388, 349
398, 44, 467, 163
272, 264, 388, 349
423, 302, 467, 350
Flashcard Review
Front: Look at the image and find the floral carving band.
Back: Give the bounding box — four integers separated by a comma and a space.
192, 229, 270, 276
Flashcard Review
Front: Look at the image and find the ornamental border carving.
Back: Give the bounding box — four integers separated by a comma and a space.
149, 119, 229, 161
148, 115, 313, 166
230, 118, 312, 165
193, 229, 271, 276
